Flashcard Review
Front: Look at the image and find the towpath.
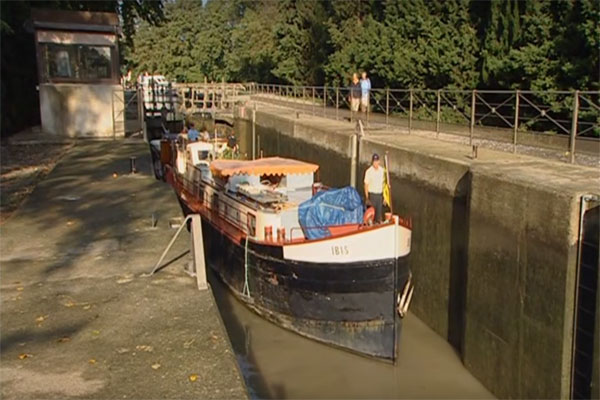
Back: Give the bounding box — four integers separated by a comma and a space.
0, 142, 247, 399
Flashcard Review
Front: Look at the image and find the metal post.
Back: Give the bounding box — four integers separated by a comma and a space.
513, 90, 520, 153
350, 133, 358, 188
366, 92, 369, 127
148, 215, 194, 276
257, 133, 260, 159
312, 87, 315, 116
335, 87, 339, 120
203, 81, 208, 109
222, 78, 226, 109
303, 87, 306, 109
436, 89, 441, 138
111, 90, 116, 140
137, 85, 144, 140
470, 90, 476, 146
408, 89, 413, 134
323, 86, 327, 117
252, 105, 256, 160
570, 90, 579, 164
386, 89, 389, 128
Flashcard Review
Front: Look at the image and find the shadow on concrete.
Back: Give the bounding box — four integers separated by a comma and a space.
151, 250, 190, 275
0, 142, 179, 281
447, 172, 471, 355
0, 320, 90, 353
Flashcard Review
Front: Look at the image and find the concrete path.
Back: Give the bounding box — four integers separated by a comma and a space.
0, 142, 247, 399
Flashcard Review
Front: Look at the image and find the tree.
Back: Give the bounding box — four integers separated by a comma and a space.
226, 1, 279, 83
129, 0, 204, 81
271, 0, 330, 85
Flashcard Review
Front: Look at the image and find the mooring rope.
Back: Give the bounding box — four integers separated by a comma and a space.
243, 236, 251, 297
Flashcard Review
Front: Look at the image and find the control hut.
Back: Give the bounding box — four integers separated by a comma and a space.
32, 9, 124, 138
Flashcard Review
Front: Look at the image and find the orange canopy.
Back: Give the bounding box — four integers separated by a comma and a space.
211, 157, 319, 177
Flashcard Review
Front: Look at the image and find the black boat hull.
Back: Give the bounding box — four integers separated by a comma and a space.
176, 196, 411, 360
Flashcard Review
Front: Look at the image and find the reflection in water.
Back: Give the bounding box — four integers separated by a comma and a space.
209, 270, 492, 400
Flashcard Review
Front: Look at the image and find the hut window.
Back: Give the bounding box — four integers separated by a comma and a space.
43, 43, 113, 81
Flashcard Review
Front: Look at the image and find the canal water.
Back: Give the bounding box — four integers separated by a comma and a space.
209, 269, 492, 399
199, 120, 493, 398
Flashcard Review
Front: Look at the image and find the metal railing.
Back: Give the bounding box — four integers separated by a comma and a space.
249, 83, 600, 163
175, 82, 252, 114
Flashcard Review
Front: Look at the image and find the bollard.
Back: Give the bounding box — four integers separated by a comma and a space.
130, 156, 137, 174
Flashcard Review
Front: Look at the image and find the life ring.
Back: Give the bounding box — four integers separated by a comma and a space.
363, 206, 375, 225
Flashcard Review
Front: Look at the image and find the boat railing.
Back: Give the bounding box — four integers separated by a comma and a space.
199, 188, 256, 237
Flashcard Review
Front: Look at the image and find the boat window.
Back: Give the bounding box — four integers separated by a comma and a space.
260, 174, 282, 187
247, 213, 256, 236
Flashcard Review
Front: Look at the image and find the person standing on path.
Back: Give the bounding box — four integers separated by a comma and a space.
364, 153, 385, 223
360, 71, 371, 114
349, 73, 361, 122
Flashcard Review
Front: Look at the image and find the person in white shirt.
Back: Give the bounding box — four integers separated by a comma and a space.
364, 153, 385, 223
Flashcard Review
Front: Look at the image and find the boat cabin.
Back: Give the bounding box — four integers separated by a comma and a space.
208, 158, 319, 242
168, 137, 321, 243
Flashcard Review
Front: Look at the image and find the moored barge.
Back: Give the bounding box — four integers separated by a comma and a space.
158, 137, 413, 360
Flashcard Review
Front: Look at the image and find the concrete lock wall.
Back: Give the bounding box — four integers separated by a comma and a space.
358, 138, 470, 346
40, 83, 125, 137
465, 169, 580, 398
234, 104, 598, 398
594, 267, 600, 400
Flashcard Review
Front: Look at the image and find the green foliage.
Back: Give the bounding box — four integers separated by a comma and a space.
226, 1, 279, 82
125, 0, 598, 94
3, 0, 598, 137
271, 0, 330, 85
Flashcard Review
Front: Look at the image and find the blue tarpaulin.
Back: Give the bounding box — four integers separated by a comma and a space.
298, 186, 364, 240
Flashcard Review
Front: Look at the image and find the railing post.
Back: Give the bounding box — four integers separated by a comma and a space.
252, 104, 256, 160
385, 88, 389, 128
221, 77, 225, 109
302, 87, 306, 113
312, 87, 315, 116
436, 89, 441, 138
570, 90, 579, 164
408, 89, 413, 134
203, 77, 207, 109
323, 86, 327, 117
470, 89, 476, 146
335, 87, 339, 121
513, 90, 520, 153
